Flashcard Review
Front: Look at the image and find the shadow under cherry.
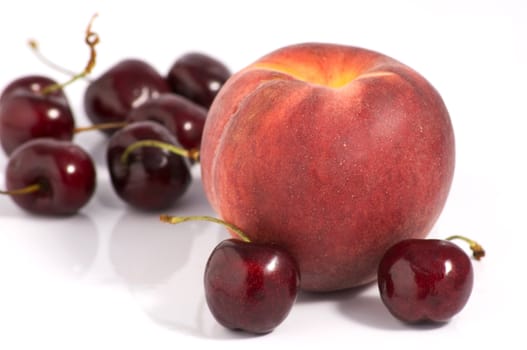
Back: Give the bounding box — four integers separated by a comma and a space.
333, 284, 448, 331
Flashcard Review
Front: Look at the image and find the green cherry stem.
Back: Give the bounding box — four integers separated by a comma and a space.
160, 214, 251, 243
0, 183, 41, 196
120, 139, 200, 164
445, 235, 485, 260
73, 121, 129, 134
28, 39, 83, 78
39, 13, 99, 95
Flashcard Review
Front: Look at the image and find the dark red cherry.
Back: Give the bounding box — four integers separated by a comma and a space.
205, 238, 300, 334
166, 52, 230, 108
84, 59, 170, 135
0, 75, 67, 104
107, 121, 191, 211
0, 85, 74, 155
5, 138, 96, 215
160, 215, 301, 334
127, 93, 207, 150
377, 238, 474, 323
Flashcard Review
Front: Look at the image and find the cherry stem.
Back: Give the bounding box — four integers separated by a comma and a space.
160, 214, 251, 243
27, 39, 92, 82
120, 139, 200, 164
40, 13, 99, 95
0, 183, 41, 196
445, 235, 486, 260
73, 121, 128, 134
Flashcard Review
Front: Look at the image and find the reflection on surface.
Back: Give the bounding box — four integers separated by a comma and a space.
108, 167, 252, 338
113, 208, 248, 338
126, 222, 254, 339
0, 213, 99, 279
95, 177, 125, 210
110, 210, 207, 287
109, 165, 212, 287
333, 283, 446, 331
82, 132, 110, 167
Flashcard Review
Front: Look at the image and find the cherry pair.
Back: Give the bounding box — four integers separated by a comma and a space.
162, 214, 484, 334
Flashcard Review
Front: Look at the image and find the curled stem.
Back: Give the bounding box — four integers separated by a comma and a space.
0, 183, 41, 196
40, 13, 99, 95
160, 214, 251, 243
120, 139, 200, 164
446, 235, 485, 260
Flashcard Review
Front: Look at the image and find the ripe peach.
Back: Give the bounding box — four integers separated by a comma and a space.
200, 43, 455, 292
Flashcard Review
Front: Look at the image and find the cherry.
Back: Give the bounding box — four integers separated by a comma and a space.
204, 239, 299, 334
0, 79, 126, 156
377, 236, 484, 324
106, 121, 192, 211
0, 84, 74, 155
161, 215, 300, 334
84, 58, 170, 135
127, 93, 207, 150
166, 52, 231, 108
2, 138, 96, 215
27, 39, 87, 82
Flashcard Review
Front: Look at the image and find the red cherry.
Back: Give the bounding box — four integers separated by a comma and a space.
160, 215, 300, 334
127, 93, 207, 150
166, 52, 230, 108
84, 59, 170, 135
0, 78, 127, 156
4, 138, 96, 215
0, 86, 74, 155
377, 238, 480, 323
204, 239, 300, 334
106, 121, 192, 211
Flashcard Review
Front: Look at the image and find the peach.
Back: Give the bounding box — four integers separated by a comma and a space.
200, 43, 455, 292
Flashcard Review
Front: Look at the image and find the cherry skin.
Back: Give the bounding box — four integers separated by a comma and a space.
5, 138, 96, 215
84, 58, 170, 135
127, 93, 207, 150
166, 52, 231, 109
377, 239, 474, 323
106, 120, 192, 211
0, 75, 68, 104
204, 238, 300, 334
0, 79, 74, 155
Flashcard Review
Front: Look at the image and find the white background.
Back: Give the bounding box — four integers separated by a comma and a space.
0, 1, 526, 349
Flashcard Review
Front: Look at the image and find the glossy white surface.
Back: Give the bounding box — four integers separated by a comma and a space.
0, 1, 525, 349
